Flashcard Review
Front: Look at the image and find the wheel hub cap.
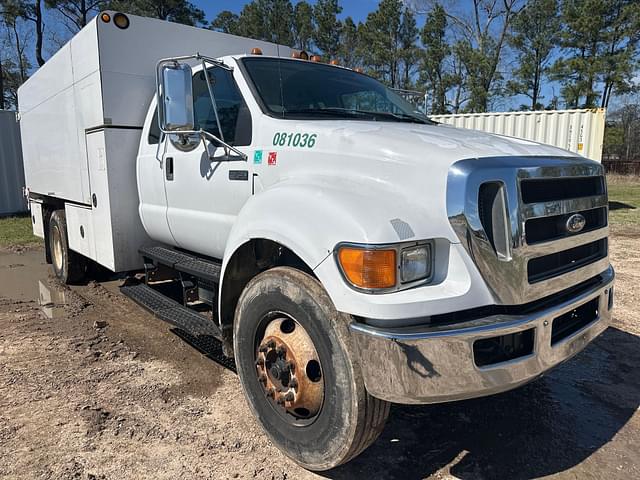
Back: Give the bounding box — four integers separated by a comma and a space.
256, 317, 324, 419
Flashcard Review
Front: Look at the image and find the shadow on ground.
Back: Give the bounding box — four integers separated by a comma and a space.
324, 326, 639, 479
609, 200, 637, 211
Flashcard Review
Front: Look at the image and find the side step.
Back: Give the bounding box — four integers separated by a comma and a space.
121, 282, 222, 340
139, 245, 222, 283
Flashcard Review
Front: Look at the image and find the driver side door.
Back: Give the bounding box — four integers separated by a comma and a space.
162, 66, 253, 259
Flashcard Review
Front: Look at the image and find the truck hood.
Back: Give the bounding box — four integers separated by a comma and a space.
314, 120, 575, 166
257, 119, 586, 248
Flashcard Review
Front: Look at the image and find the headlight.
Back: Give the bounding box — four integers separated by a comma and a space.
401, 244, 431, 283
336, 241, 433, 292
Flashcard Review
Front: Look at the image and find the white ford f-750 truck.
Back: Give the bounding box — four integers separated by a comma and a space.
18, 12, 614, 470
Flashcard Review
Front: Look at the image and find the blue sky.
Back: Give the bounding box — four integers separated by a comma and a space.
192, 0, 382, 24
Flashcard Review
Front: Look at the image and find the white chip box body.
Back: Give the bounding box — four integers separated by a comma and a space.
18, 12, 291, 271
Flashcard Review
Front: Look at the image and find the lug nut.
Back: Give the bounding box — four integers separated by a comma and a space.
277, 394, 285, 405
255, 357, 265, 366
286, 360, 296, 372
267, 387, 276, 398
266, 340, 276, 349
289, 378, 298, 389
258, 344, 268, 353
284, 391, 295, 402
276, 345, 287, 356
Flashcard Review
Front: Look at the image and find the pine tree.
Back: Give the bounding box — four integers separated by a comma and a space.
338, 16, 359, 68
507, 0, 560, 110
420, 3, 450, 113
313, 0, 342, 60
292, 1, 313, 52
399, 6, 418, 89
359, 0, 404, 87
209, 10, 239, 34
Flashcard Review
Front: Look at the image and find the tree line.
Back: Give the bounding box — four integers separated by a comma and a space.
1, 0, 639, 116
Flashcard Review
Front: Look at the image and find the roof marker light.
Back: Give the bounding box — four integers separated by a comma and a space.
100, 13, 111, 23
113, 13, 129, 29
251, 47, 263, 55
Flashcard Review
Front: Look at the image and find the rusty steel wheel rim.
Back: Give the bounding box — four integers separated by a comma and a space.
255, 315, 324, 422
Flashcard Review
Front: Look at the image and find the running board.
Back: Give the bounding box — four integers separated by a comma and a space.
121, 282, 223, 340
139, 245, 222, 283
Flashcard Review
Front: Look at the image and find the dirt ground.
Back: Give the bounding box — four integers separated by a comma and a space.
0, 234, 638, 480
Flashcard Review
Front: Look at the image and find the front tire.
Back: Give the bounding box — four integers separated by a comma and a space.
233, 267, 390, 471
48, 210, 86, 284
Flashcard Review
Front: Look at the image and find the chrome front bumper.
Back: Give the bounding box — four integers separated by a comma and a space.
350, 267, 614, 404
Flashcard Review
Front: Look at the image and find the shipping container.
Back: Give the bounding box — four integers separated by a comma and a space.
429, 108, 606, 162
0, 110, 27, 216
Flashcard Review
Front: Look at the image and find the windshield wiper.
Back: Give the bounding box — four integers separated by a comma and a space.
283, 108, 377, 119
284, 107, 430, 124
350, 109, 431, 124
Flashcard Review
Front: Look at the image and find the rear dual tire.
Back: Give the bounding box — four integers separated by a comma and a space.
234, 267, 390, 471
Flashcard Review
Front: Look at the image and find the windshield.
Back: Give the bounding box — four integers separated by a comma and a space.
241, 57, 432, 124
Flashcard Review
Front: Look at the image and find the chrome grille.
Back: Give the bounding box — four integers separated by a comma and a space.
525, 207, 607, 244
520, 176, 605, 203
447, 156, 610, 305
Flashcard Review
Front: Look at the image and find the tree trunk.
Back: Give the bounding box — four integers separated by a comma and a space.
81, 0, 87, 27
12, 22, 26, 83
0, 57, 5, 110
35, 0, 45, 66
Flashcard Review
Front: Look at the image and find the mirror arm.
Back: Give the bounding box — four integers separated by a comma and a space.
158, 126, 247, 161
199, 130, 247, 161
201, 59, 227, 150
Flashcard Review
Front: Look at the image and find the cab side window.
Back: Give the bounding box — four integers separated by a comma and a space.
192, 68, 252, 146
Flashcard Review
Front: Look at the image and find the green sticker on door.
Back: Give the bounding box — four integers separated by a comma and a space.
272, 132, 317, 148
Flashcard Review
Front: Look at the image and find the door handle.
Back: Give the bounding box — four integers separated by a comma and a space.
166, 157, 174, 181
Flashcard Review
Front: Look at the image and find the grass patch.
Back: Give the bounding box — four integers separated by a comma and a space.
0, 215, 43, 247
607, 174, 640, 231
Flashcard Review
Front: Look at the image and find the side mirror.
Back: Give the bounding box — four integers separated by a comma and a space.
157, 62, 194, 132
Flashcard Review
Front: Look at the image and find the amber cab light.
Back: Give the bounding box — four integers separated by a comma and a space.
338, 247, 396, 290
100, 13, 111, 23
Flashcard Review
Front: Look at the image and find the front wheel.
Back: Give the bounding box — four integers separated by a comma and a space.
233, 267, 390, 471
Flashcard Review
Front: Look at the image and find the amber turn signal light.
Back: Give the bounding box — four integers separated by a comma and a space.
251, 47, 263, 55
338, 247, 396, 290
100, 13, 111, 23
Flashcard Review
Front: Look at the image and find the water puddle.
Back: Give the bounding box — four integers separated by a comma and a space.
0, 249, 48, 301
38, 280, 67, 319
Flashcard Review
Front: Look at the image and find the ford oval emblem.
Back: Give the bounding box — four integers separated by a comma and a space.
566, 213, 586, 234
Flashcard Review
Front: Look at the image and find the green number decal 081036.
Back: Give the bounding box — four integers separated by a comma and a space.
272, 132, 317, 148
